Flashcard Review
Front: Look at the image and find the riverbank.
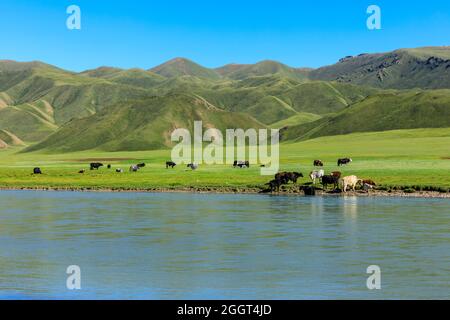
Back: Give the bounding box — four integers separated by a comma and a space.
1, 185, 449, 198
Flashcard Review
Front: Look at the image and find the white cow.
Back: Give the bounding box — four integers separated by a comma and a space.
342, 175, 362, 192
309, 170, 325, 184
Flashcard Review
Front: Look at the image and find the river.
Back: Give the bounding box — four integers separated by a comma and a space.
0, 190, 448, 299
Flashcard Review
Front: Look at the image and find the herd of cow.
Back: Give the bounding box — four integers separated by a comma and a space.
265, 158, 377, 194
31, 157, 376, 194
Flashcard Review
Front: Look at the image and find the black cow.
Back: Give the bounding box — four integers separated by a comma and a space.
275, 172, 303, 184
321, 175, 340, 190
33, 167, 42, 174
233, 160, 250, 168
137, 163, 146, 168
313, 160, 324, 167
266, 179, 283, 192
90, 162, 104, 170
337, 158, 352, 166
166, 161, 176, 169
107, 164, 112, 169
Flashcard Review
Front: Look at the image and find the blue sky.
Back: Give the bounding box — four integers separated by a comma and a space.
1, 0, 450, 71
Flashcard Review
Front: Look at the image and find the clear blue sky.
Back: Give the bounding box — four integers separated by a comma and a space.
1, 0, 450, 71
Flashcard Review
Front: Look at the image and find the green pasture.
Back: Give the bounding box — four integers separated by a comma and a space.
0, 128, 449, 190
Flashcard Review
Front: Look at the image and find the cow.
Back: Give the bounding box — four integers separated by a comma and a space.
33, 167, 42, 174
337, 158, 352, 166
275, 172, 303, 184
166, 161, 176, 169
266, 179, 283, 192
321, 175, 340, 190
342, 175, 362, 192
137, 163, 146, 168
78, 169, 85, 174
313, 160, 324, 167
116, 168, 124, 173
233, 160, 250, 168
309, 170, 325, 184
90, 162, 104, 170
107, 164, 112, 169
129, 165, 139, 172
187, 163, 198, 170
331, 171, 342, 179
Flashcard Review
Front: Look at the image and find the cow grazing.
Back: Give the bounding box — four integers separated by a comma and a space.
33, 167, 42, 174
342, 175, 362, 192
275, 172, 303, 184
90, 163, 104, 170
337, 158, 352, 166
166, 161, 176, 169
309, 170, 325, 184
78, 170, 85, 174
321, 175, 340, 190
107, 164, 111, 169
129, 165, 139, 172
313, 160, 324, 167
137, 163, 146, 168
116, 168, 124, 173
233, 160, 250, 168
187, 163, 198, 170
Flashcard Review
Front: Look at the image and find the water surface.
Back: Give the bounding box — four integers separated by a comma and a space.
0, 191, 449, 299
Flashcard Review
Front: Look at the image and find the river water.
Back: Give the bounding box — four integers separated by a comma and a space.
0, 190, 448, 299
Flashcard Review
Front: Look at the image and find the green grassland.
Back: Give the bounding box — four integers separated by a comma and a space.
1, 128, 449, 191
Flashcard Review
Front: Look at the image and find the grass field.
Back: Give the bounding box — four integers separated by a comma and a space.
0, 128, 449, 191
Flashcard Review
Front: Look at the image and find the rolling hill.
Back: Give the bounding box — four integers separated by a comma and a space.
215, 60, 310, 80
1, 46, 450, 153
150, 58, 221, 79
26, 94, 265, 152
282, 89, 450, 141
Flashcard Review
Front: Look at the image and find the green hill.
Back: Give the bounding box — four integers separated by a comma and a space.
150, 58, 221, 79
310, 47, 450, 89
2, 47, 450, 152
216, 60, 309, 80
0, 64, 151, 142
282, 89, 450, 141
26, 94, 265, 152
80, 67, 165, 88
197, 78, 377, 124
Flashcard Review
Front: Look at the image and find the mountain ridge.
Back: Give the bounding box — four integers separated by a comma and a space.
1, 46, 450, 152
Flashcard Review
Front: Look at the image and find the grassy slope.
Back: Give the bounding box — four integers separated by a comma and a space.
283, 89, 450, 141
26, 94, 265, 152
1, 128, 449, 190
150, 58, 221, 79
217, 60, 310, 80
270, 112, 323, 128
